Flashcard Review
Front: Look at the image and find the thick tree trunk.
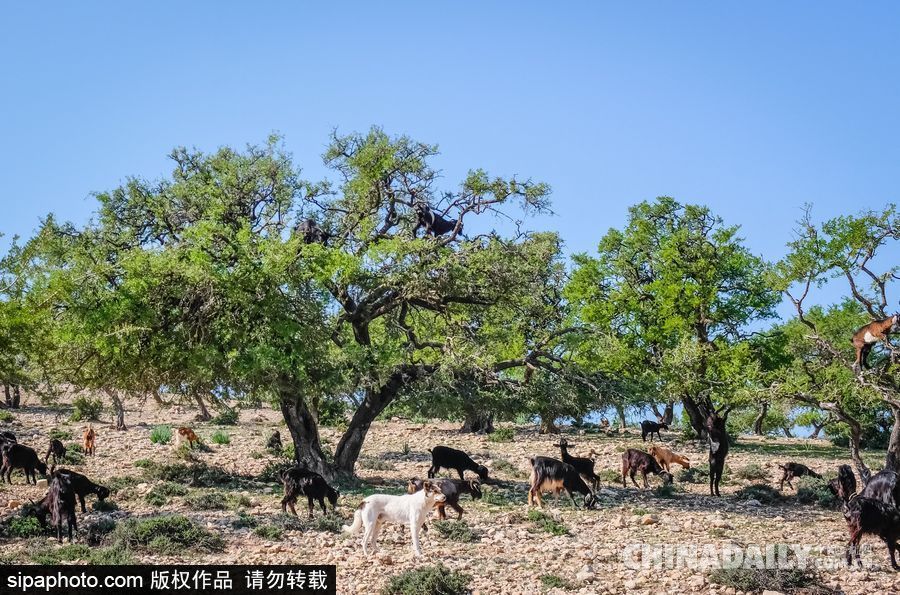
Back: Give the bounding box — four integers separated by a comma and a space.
885, 406, 900, 474
682, 395, 708, 439
782, 425, 794, 438
193, 393, 212, 421
461, 411, 495, 434
12, 385, 20, 408
847, 422, 871, 485
662, 401, 675, 425
614, 403, 627, 430
3, 384, 9, 408
108, 390, 127, 431
752, 402, 768, 435
279, 388, 331, 478
809, 421, 825, 440
539, 417, 560, 434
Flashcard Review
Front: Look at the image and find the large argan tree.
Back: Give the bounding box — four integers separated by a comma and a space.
30, 129, 564, 477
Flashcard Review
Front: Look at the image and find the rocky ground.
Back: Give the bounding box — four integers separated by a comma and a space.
1, 398, 898, 595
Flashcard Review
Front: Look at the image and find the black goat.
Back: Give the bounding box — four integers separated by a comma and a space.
640, 420, 668, 442
428, 446, 489, 481
53, 469, 110, 512
266, 430, 283, 452
1, 442, 47, 484
858, 469, 900, 507
278, 467, 339, 518
828, 465, 858, 505
621, 448, 673, 489
296, 218, 331, 245
413, 203, 460, 237
778, 462, 822, 491
44, 438, 67, 468
408, 477, 482, 520
528, 455, 595, 508
844, 496, 900, 570
706, 409, 730, 497
554, 437, 600, 490
20, 472, 79, 543
0, 430, 16, 444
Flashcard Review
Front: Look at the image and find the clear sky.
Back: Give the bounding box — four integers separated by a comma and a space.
2, 2, 899, 316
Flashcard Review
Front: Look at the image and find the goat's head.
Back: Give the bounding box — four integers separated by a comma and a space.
95, 485, 111, 501
583, 493, 597, 509
468, 480, 483, 499
659, 471, 674, 485
475, 464, 490, 481
553, 437, 571, 449
327, 487, 340, 506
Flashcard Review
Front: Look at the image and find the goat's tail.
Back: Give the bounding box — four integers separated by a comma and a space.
342, 505, 364, 535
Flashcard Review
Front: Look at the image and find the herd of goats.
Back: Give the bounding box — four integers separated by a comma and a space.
2, 403, 900, 570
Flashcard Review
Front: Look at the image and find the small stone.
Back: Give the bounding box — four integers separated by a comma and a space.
36, 479, 48, 488
6, 499, 22, 509
377, 553, 392, 565
744, 499, 761, 507
640, 514, 658, 525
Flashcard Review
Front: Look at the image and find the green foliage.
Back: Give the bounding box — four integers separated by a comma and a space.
150, 425, 172, 444
210, 430, 230, 445
708, 568, 831, 594
677, 464, 710, 484
48, 428, 73, 440
109, 515, 224, 554
0, 410, 14, 422
185, 491, 228, 510
381, 565, 471, 595
735, 484, 782, 504
359, 457, 394, 471
254, 524, 283, 540
70, 396, 103, 421
432, 520, 478, 542
92, 499, 118, 512
540, 574, 574, 591
598, 468, 622, 483
212, 408, 239, 426
1, 516, 43, 538
105, 475, 140, 493
138, 460, 235, 487
487, 427, 514, 442
480, 486, 517, 507
232, 511, 258, 529
28, 543, 132, 565
527, 509, 568, 535
653, 483, 680, 498
796, 476, 839, 508
734, 463, 770, 481
490, 457, 524, 479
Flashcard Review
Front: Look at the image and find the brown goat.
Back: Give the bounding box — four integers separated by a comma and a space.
852, 315, 898, 369
176, 427, 200, 449
621, 449, 673, 489
648, 445, 690, 472
82, 425, 96, 456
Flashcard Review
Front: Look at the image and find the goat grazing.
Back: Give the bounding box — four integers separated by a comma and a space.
706, 408, 730, 497
428, 446, 489, 481
44, 438, 67, 468
1, 442, 47, 484
648, 445, 691, 472
528, 455, 595, 508
859, 469, 900, 507
554, 437, 601, 490
279, 467, 339, 518
852, 315, 898, 370
640, 420, 668, 442
53, 469, 110, 512
828, 464, 857, 505
778, 462, 822, 491
82, 425, 96, 455
175, 427, 200, 449
342, 481, 446, 557
621, 449, 673, 489
408, 477, 482, 520
844, 496, 900, 570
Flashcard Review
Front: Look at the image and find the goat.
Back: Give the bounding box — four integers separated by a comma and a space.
852, 314, 898, 370
647, 445, 691, 472
528, 455, 595, 508
175, 427, 200, 449
0, 430, 16, 444
82, 425, 96, 456
278, 466, 339, 518
706, 408, 730, 497
47, 472, 77, 543
296, 218, 331, 245
858, 469, 900, 507
554, 437, 601, 490
1, 442, 47, 484
428, 446, 489, 481
408, 477, 482, 520
44, 438, 67, 468
640, 419, 668, 442
266, 430, 283, 452
777, 462, 822, 491
844, 496, 900, 570
621, 448, 674, 489
413, 203, 460, 237
53, 468, 110, 512
828, 465, 857, 505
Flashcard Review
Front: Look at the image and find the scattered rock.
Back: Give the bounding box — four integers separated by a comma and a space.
35, 479, 48, 488
640, 514, 658, 525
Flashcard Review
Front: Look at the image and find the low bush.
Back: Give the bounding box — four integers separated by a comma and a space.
527, 509, 568, 536
598, 468, 622, 483
708, 568, 833, 594
28, 543, 131, 565
109, 515, 225, 554
210, 430, 230, 445
48, 428, 73, 441
491, 457, 525, 479
381, 565, 471, 595
734, 484, 782, 505
540, 574, 574, 591
678, 464, 710, 484
735, 463, 770, 481
359, 457, 395, 471
253, 524, 284, 540
487, 427, 514, 443
185, 491, 228, 510
150, 425, 173, 445
797, 476, 839, 508
433, 520, 478, 542
0, 516, 43, 538
212, 408, 239, 426
653, 483, 681, 498
0, 410, 13, 422
70, 396, 103, 422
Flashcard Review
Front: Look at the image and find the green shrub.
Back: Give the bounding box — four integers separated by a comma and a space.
527, 509, 568, 535
797, 476, 839, 508
381, 565, 471, 595
253, 524, 284, 540
0, 410, 13, 422
106, 475, 140, 493
678, 464, 710, 484
60, 448, 85, 465
433, 520, 478, 542
139, 460, 234, 487
185, 491, 228, 510
150, 425, 173, 444
232, 511, 258, 529
654, 483, 680, 498
735, 484, 782, 504
109, 515, 224, 554
1, 516, 44, 538
134, 458, 155, 468
85, 517, 118, 545
257, 460, 294, 483
487, 427, 514, 442
212, 408, 239, 426
359, 457, 394, 471
540, 574, 573, 590
708, 568, 830, 593
48, 428, 73, 440
598, 468, 622, 483
70, 396, 103, 422
491, 457, 524, 479
92, 499, 119, 512
28, 544, 131, 565
735, 463, 770, 481
316, 398, 348, 428
210, 430, 231, 445
480, 487, 517, 507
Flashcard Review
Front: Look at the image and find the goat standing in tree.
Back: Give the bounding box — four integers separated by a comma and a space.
706, 408, 730, 497
852, 314, 898, 370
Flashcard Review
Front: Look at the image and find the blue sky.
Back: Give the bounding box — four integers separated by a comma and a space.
2, 2, 899, 317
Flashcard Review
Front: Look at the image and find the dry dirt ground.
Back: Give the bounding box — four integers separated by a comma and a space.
1, 399, 899, 595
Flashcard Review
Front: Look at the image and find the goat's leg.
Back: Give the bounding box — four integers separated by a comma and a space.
567, 489, 578, 508
318, 497, 327, 516
709, 470, 715, 496
437, 503, 448, 520
630, 470, 640, 489
427, 465, 437, 479
457, 469, 465, 481
449, 502, 463, 520
79, 494, 87, 513
888, 540, 899, 570
847, 531, 862, 567
362, 522, 375, 556
307, 495, 315, 519
641, 472, 649, 490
